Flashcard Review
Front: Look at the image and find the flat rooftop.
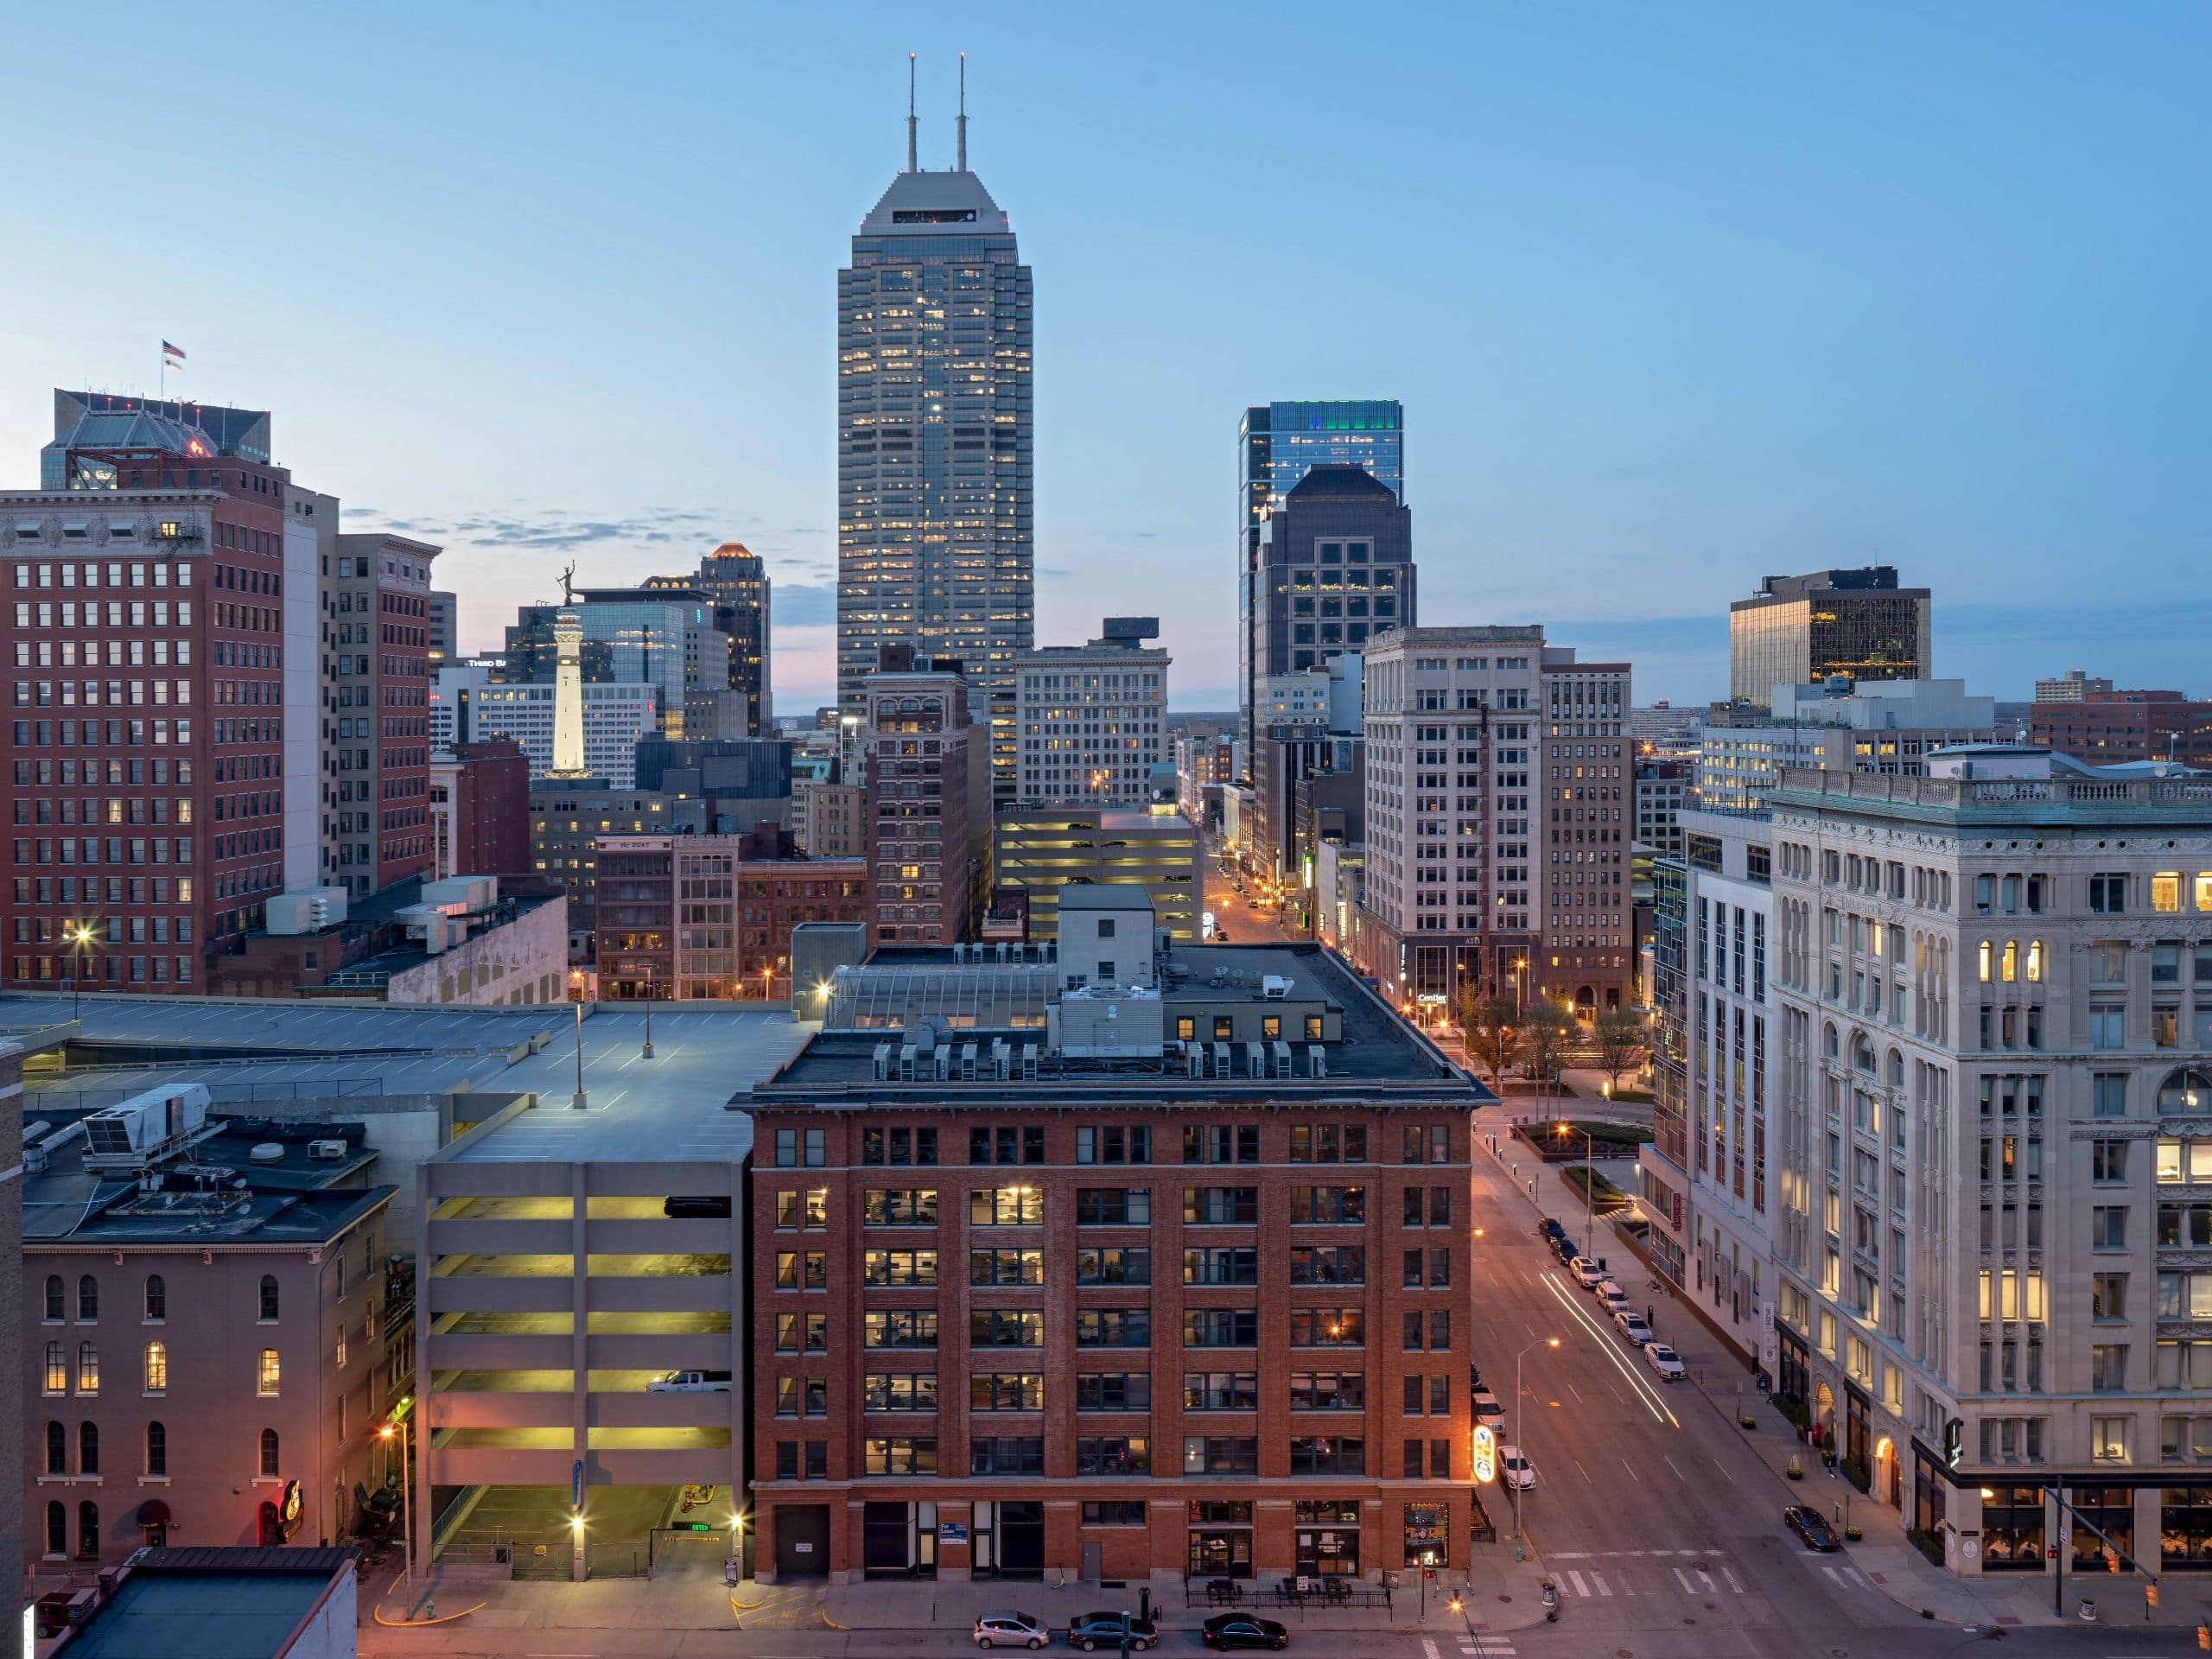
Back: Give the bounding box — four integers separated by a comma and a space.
24, 1183, 392, 1248
54, 1547, 354, 1659
757, 941, 1484, 1105
0, 996, 810, 1166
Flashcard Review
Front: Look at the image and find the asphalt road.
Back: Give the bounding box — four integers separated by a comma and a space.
1200, 852, 1298, 946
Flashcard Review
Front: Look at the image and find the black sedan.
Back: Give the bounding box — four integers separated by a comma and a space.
1203, 1612, 1289, 1650
1069, 1611, 1158, 1652
1553, 1236, 1580, 1264
1538, 1217, 1564, 1238
1783, 1504, 1840, 1552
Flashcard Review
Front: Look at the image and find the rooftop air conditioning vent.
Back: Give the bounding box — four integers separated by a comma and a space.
308, 1139, 348, 1161
249, 1142, 286, 1165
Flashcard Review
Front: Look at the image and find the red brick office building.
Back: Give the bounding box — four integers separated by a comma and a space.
745, 909, 1487, 1588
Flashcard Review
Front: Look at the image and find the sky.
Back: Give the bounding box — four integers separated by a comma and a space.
4, 2, 2208, 712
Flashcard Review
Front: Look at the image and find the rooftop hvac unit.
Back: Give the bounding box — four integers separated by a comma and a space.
1261, 975, 1294, 1000
1186, 1044, 1203, 1079
873, 1041, 894, 1081
899, 1044, 918, 1081
81, 1084, 214, 1171
1308, 1045, 1328, 1079
1272, 1039, 1293, 1077
1020, 1042, 1039, 1080
1211, 1040, 1230, 1078
935, 1045, 952, 1081
961, 1042, 979, 1081
249, 1143, 286, 1165
1245, 1040, 1265, 1077
308, 1139, 349, 1161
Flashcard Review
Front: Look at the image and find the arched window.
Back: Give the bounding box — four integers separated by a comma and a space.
258, 1428, 280, 1478
144, 1343, 168, 1394
75, 1343, 99, 1395
257, 1349, 280, 1396
145, 1421, 167, 1478
43, 1275, 63, 1322
76, 1501, 98, 1560
143, 1274, 166, 1323
2160, 1070, 2212, 1116
43, 1344, 65, 1395
79, 1423, 99, 1477
77, 1274, 97, 1322
1822, 1024, 1839, 1059
46, 1501, 66, 1557
1853, 1036, 1877, 1074
45, 1422, 65, 1476
258, 1275, 280, 1322
1887, 1050, 1905, 1089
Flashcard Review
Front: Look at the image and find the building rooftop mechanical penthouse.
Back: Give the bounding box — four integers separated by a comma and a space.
744, 887, 1490, 1588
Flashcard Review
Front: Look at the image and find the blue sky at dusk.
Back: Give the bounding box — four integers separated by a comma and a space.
3, 2, 2206, 710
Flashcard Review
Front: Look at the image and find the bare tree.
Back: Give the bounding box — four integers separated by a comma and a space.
1522, 1000, 1576, 1105
1592, 1007, 1648, 1095
1457, 991, 1522, 1097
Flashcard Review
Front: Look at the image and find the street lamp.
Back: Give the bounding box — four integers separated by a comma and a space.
1556, 1122, 1596, 1237
569, 969, 588, 1109
641, 962, 655, 1060
64, 922, 98, 1023
378, 1407, 414, 1591
1512, 1338, 1561, 1548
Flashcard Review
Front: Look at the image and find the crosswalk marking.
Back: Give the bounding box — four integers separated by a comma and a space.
1567, 1568, 1589, 1596
1589, 1571, 1612, 1598
1673, 1567, 1697, 1593
1816, 1561, 1870, 1588
1721, 1565, 1745, 1594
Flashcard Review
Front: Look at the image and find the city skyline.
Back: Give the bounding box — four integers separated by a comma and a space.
5, 3, 2209, 717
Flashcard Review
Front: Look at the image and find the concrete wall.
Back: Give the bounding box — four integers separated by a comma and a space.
385, 896, 568, 1007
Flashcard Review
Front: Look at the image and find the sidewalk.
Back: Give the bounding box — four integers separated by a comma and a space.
1473, 1103, 2203, 1633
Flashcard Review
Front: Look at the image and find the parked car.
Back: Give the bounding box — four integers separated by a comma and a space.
1070, 1611, 1157, 1651
1783, 1506, 1841, 1552
1471, 1388, 1507, 1427
1614, 1310, 1654, 1345
1553, 1236, 1581, 1264
1643, 1342, 1687, 1381
662, 1194, 730, 1218
1203, 1613, 1290, 1650
1595, 1281, 1630, 1314
976, 1610, 1049, 1649
1568, 1256, 1606, 1287
1499, 1444, 1537, 1489
1538, 1217, 1564, 1239
647, 1369, 732, 1393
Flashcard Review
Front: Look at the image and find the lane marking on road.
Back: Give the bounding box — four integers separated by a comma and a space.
1573, 1456, 1592, 1484
1697, 1568, 1716, 1593
1551, 1550, 1590, 1559
1566, 1570, 1589, 1597
1673, 1567, 1697, 1593
1620, 1457, 1640, 1482
1664, 1453, 1687, 1481
1590, 1571, 1612, 1598
1721, 1565, 1745, 1593
1423, 1640, 1441, 1659
1539, 1274, 1681, 1427
1711, 1455, 1737, 1484
1565, 1378, 1586, 1403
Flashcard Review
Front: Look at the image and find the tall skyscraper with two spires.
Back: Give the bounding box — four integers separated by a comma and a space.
837, 59, 1033, 802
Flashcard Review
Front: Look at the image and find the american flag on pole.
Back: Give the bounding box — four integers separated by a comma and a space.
162, 340, 186, 365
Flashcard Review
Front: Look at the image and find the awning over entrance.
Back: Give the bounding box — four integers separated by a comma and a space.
136, 1498, 172, 1527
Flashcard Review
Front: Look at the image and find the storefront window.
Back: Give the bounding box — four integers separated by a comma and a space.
1295, 1502, 1361, 1577
1189, 1502, 1254, 1580
1912, 1444, 1948, 1536
2069, 1486, 2134, 1572
2160, 1486, 2212, 1570
1980, 1485, 2045, 1570
1402, 1502, 1448, 1569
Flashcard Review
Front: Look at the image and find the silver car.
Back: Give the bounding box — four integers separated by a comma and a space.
976, 1609, 1047, 1649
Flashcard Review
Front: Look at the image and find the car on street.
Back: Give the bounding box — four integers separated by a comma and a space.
975, 1610, 1049, 1649
1471, 1388, 1507, 1428
1069, 1611, 1158, 1651
1203, 1613, 1290, 1650
1552, 1236, 1580, 1264
1614, 1310, 1654, 1345
1783, 1506, 1841, 1552
1568, 1256, 1605, 1287
1643, 1342, 1687, 1381
1595, 1281, 1630, 1315
1538, 1217, 1564, 1239
1499, 1444, 1537, 1489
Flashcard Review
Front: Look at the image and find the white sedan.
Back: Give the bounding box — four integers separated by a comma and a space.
1498, 1445, 1537, 1489
1643, 1342, 1687, 1382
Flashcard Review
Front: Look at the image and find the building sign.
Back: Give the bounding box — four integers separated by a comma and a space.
938, 1521, 969, 1544
1471, 1426, 1496, 1484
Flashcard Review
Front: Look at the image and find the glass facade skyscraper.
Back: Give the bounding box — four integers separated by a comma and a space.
837, 140, 1033, 801
1727, 566, 1931, 708
1237, 400, 1402, 754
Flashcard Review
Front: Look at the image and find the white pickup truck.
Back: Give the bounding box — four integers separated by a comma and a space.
647, 1369, 733, 1393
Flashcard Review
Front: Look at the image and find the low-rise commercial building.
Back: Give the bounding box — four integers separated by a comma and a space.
20, 1085, 397, 1571
746, 891, 1487, 1586
1696, 679, 1995, 815
428, 739, 530, 881
2029, 687, 2212, 770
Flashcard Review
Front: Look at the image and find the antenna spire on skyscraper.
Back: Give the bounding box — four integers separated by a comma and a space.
957, 52, 968, 171
906, 53, 918, 173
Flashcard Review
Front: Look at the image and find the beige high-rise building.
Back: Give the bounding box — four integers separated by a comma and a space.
1011, 619, 1169, 808
1767, 745, 2212, 1576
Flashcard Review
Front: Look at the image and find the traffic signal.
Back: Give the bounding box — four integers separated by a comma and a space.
2196, 1618, 2209, 1649
2106, 1547, 2120, 1573
2146, 1582, 2159, 1610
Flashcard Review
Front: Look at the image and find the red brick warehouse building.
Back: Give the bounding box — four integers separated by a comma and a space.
745, 887, 1490, 1588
